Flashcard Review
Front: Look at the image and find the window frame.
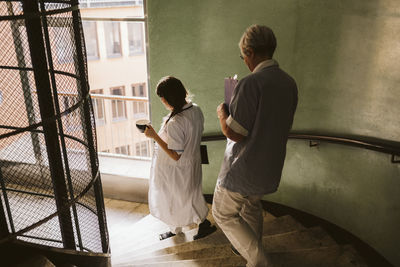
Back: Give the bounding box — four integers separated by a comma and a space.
132, 82, 146, 97
82, 20, 100, 61
81, 2, 152, 162
127, 21, 144, 55
104, 21, 122, 58
91, 89, 106, 125
115, 145, 130, 156
134, 140, 150, 157
110, 86, 127, 122
52, 26, 74, 64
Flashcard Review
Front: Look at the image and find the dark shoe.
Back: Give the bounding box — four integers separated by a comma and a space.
231, 245, 241, 256
193, 219, 217, 240
159, 231, 176, 240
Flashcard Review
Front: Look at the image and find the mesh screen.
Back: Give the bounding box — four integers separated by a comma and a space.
0, 0, 109, 254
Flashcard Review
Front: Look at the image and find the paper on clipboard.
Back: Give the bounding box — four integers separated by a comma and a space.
224, 74, 238, 108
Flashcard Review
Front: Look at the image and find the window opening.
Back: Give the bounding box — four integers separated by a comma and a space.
81, 1, 152, 162
91, 89, 105, 125
52, 27, 73, 64
115, 145, 130, 155
127, 22, 144, 55
104, 21, 122, 57
82, 21, 99, 60
111, 86, 127, 121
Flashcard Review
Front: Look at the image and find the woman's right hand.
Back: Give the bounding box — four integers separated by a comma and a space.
144, 125, 157, 139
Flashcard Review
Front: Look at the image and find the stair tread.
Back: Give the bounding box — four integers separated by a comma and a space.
110, 204, 209, 238
111, 213, 285, 257
114, 244, 367, 267
106, 201, 367, 267
110, 207, 274, 242
110, 212, 275, 253
106, 200, 150, 239
123, 226, 337, 263
116, 227, 338, 264
111, 215, 303, 262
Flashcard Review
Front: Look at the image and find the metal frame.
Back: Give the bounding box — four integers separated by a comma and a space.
39, 0, 84, 250
22, 0, 76, 249
0, 0, 110, 260
20, 234, 94, 252
71, 0, 109, 253
0, 168, 11, 238
0, 4, 149, 252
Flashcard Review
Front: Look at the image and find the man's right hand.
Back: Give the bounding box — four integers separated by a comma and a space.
217, 103, 228, 120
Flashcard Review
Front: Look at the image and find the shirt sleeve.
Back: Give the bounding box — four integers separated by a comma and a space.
166, 119, 185, 152
227, 78, 258, 136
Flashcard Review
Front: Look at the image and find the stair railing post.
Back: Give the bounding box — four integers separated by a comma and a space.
21, 0, 76, 249
0, 169, 10, 239
6, 2, 46, 179
70, 0, 109, 253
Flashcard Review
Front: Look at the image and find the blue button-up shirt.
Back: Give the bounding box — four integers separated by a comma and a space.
217, 59, 298, 196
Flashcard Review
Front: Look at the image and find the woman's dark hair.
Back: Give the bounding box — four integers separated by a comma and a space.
156, 76, 188, 124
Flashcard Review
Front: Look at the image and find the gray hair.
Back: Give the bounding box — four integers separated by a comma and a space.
239, 25, 277, 58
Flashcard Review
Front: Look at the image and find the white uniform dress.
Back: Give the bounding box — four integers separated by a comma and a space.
149, 102, 209, 231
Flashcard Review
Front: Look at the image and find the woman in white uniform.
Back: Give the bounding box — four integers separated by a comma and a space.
144, 76, 216, 240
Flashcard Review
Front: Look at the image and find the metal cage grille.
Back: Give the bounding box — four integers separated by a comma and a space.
0, 0, 109, 254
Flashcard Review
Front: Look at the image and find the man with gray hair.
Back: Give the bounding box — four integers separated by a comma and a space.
213, 25, 298, 267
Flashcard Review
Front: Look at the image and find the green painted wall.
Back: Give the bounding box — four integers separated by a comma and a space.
147, 0, 400, 265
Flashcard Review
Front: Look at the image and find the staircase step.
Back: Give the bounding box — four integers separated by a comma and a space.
268, 244, 368, 267
117, 226, 336, 265
112, 215, 303, 264
263, 226, 336, 252
110, 215, 198, 257
110, 214, 168, 240
110, 204, 211, 239
111, 226, 205, 262
110, 211, 275, 256
116, 245, 366, 267
114, 214, 298, 258
110, 204, 274, 243
110, 214, 170, 250
106, 201, 368, 267
106, 200, 149, 232
116, 255, 245, 267
110, 211, 213, 247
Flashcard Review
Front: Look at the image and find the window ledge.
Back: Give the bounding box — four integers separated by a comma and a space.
112, 117, 127, 123
129, 51, 144, 56
98, 154, 151, 179
87, 56, 100, 61
106, 54, 122, 59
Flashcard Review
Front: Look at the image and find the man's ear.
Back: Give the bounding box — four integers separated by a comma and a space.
246, 47, 255, 59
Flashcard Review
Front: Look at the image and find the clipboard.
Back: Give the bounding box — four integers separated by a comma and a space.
224, 74, 238, 109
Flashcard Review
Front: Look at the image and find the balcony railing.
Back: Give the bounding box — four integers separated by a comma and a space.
89, 93, 152, 160
28, 91, 152, 160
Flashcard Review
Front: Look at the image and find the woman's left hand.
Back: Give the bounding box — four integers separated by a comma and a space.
144, 124, 157, 139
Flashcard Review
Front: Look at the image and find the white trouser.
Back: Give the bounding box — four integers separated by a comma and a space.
212, 182, 269, 267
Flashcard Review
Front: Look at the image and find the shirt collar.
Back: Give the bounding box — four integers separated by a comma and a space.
253, 59, 278, 73
182, 102, 193, 109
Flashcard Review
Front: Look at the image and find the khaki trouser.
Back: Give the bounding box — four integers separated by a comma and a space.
212, 182, 269, 267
